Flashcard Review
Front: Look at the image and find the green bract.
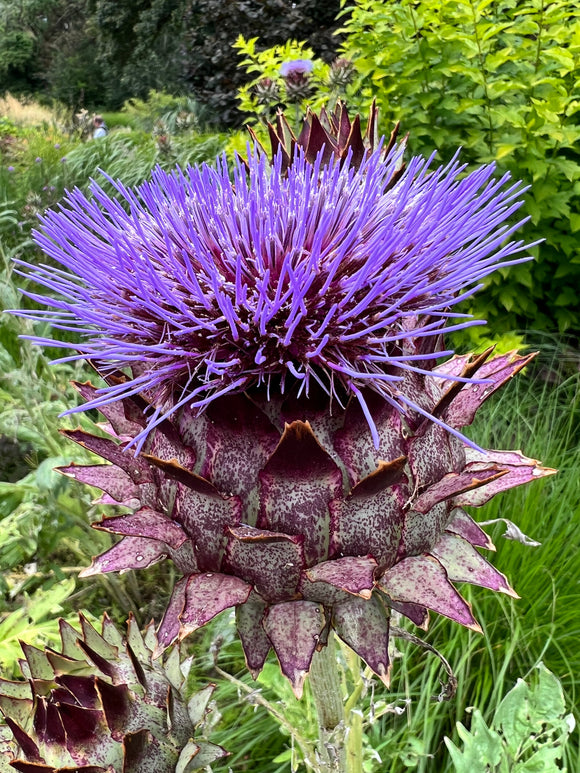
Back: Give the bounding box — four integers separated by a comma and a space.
0, 614, 226, 773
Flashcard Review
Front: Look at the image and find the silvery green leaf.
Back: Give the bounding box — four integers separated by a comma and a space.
445, 710, 502, 771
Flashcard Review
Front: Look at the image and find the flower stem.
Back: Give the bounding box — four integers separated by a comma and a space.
344, 648, 364, 773
308, 633, 347, 772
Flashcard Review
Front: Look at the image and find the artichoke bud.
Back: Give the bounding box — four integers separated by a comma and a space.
327, 58, 356, 91
0, 614, 227, 772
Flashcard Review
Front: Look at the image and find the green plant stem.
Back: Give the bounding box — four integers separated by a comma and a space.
343, 647, 364, 773
309, 633, 347, 772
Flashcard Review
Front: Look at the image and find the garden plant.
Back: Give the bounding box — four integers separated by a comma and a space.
1, 1, 580, 767
0, 95, 574, 772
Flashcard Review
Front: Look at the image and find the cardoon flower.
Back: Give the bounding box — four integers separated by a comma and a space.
279, 59, 314, 77
13, 109, 553, 697
280, 59, 314, 104
0, 615, 226, 771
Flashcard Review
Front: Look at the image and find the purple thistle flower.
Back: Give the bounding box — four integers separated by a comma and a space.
280, 59, 314, 77
15, 144, 531, 451
35, 156, 42, 163
7, 166, 14, 173
11, 109, 551, 696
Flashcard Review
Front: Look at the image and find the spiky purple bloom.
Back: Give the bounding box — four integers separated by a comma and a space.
17, 145, 529, 451
10, 127, 553, 697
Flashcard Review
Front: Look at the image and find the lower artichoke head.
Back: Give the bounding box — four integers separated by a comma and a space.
59, 348, 554, 698
0, 614, 226, 772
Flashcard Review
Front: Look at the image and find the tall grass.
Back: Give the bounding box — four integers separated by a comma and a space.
0, 95, 56, 127
363, 342, 580, 771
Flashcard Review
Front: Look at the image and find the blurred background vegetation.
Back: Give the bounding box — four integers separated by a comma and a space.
1, 0, 579, 769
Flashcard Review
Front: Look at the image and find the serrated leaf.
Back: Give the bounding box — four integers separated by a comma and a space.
445, 710, 502, 770
528, 663, 566, 723
512, 745, 564, 771
494, 678, 532, 754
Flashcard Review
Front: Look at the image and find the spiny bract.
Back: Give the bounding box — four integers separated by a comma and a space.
0, 614, 226, 772
57, 343, 553, 698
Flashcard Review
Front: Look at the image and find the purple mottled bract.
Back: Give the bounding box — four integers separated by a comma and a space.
279, 58, 314, 77
12, 115, 554, 697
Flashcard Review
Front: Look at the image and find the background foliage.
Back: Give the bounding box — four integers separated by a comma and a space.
235, 0, 580, 336
4, 0, 580, 335
338, 0, 580, 335
1, 0, 580, 767
0, 0, 343, 125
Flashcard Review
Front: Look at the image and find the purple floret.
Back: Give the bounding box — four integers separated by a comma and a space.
280, 59, 314, 77
14, 144, 531, 450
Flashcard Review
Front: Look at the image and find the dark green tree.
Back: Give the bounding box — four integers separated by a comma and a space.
90, 0, 343, 124
90, 0, 186, 108
0, 0, 103, 109
1, 0, 344, 124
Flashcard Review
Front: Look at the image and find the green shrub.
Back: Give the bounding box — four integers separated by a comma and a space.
235, 37, 331, 123
237, 1, 580, 335
338, 0, 580, 334
121, 90, 207, 133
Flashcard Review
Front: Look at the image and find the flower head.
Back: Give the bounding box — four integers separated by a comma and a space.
279, 59, 315, 103
7, 165, 14, 173
17, 142, 530, 451
13, 110, 551, 697
34, 156, 42, 163
280, 59, 314, 77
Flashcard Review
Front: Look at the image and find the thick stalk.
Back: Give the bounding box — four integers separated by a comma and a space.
213, 664, 317, 770
308, 633, 347, 772
344, 647, 364, 773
